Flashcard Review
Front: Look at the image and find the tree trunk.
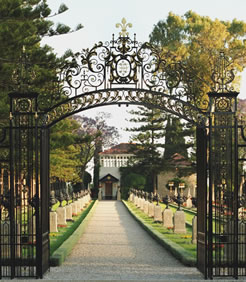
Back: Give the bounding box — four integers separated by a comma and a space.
93, 140, 102, 196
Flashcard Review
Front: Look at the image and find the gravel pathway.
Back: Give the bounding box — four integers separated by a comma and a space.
44, 200, 204, 281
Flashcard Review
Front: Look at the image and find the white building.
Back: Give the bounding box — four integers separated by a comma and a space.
99, 143, 134, 199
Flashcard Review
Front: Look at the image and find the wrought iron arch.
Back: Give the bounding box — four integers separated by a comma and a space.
41, 88, 207, 128
35, 18, 208, 126
1, 18, 246, 280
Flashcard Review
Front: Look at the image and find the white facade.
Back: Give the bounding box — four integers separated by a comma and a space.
100, 154, 133, 168
99, 145, 134, 199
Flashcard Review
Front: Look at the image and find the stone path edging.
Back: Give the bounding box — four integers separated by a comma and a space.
50, 200, 98, 266
123, 200, 196, 267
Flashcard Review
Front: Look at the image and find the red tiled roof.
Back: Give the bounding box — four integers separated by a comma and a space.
169, 153, 192, 167
100, 143, 134, 155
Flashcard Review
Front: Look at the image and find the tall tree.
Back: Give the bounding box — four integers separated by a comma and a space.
149, 11, 246, 106
163, 115, 191, 161
49, 118, 80, 182
0, 0, 83, 124
72, 115, 100, 188
126, 106, 166, 192
73, 113, 120, 194
0, 0, 84, 181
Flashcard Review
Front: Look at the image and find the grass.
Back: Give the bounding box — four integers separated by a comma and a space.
49, 200, 95, 255
125, 201, 197, 262
158, 202, 195, 225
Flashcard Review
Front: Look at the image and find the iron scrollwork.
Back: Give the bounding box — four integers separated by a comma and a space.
211, 52, 235, 93
6, 19, 239, 128
38, 19, 210, 126
43, 88, 205, 127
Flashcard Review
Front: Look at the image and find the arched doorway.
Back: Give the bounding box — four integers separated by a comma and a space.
0, 19, 245, 279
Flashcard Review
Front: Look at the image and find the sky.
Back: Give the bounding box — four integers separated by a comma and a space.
42, 0, 246, 143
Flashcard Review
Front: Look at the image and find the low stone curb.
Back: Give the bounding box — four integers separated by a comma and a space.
123, 200, 196, 267
50, 200, 98, 266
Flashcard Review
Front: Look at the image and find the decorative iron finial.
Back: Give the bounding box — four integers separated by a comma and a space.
211, 51, 235, 93
12, 46, 36, 92
116, 18, 132, 37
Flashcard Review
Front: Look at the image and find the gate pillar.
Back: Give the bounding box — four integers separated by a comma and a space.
7, 92, 43, 278
207, 91, 239, 278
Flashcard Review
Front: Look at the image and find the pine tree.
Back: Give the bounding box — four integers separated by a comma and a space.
0, 0, 85, 184
126, 106, 166, 192
163, 116, 190, 160
0, 0, 83, 125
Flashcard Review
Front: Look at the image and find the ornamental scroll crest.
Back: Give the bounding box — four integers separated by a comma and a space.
36, 19, 238, 126
57, 21, 200, 98
39, 19, 204, 115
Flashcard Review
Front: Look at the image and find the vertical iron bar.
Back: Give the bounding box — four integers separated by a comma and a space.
234, 117, 239, 279
196, 126, 208, 277
35, 102, 40, 278
0, 200, 1, 279
208, 115, 213, 279
9, 97, 15, 279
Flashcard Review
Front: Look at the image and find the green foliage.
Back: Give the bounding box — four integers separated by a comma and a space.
72, 182, 83, 193
120, 167, 146, 199
58, 3, 68, 14
0, 0, 83, 129
163, 115, 194, 163
83, 171, 92, 188
126, 107, 166, 192
149, 11, 246, 105
124, 173, 146, 189
50, 118, 81, 182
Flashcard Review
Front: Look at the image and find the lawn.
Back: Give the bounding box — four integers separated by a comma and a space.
125, 201, 197, 261
49, 200, 95, 255
158, 202, 196, 225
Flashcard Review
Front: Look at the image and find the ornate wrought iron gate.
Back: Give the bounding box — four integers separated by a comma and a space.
206, 91, 240, 278
0, 93, 49, 278
0, 18, 246, 279
197, 60, 246, 278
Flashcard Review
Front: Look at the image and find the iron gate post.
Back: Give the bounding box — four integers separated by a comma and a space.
8, 91, 40, 278
207, 91, 239, 279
